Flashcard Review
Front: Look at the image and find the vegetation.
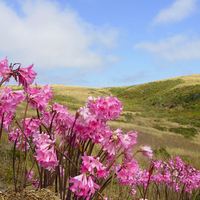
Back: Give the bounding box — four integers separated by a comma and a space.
1, 72, 200, 199
153, 125, 167, 131
42, 75, 200, 170
169, 127, 198, 139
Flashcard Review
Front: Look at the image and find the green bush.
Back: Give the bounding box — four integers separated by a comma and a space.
191, 119, 200, 127
169, 127, 198, 139
170, 116, 190, 125
153, 147, 171, 158
124, 113, 133, 123
153, 125, 167, 131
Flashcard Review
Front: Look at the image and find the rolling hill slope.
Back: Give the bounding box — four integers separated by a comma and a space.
51, 74, 200, 168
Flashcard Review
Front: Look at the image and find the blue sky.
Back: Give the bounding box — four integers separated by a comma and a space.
0, 0, 199, 87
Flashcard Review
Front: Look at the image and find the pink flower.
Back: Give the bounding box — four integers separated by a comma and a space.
32, 180, 39, 189
25, 170, 34, 181
80, 153, 108, 179
0, 56, 11, 79
25, 170, 39, 189
0, 86, 24, 115
69, 173, 100, 199
15, 64, 37, 90
27, 84, 53, 111
35, 145, 58, 171
138, 145, 153, 159
131, 189, 136, 195
116, 159, 141, 186
0, 56, 8, 73
86, 95, 122, 122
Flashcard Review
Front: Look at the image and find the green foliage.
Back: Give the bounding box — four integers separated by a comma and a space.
169, 127, 198, 139
6, 148, 26, 160
195, 194, 200, 200
170, 116, 190, 125
10, 79, 200, 138
121, 112, 134, 123
109, 86, 130, 96
108, 79, 200, 129
153, 125, 167, 131
109, 79, 183, 111
111, 79, 183, 101
51, 94, 84, 110
191, 119, 200, 127
158, 84, 200, 111
153, 147, 171, 158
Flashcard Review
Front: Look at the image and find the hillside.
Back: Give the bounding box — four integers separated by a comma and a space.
3, 74, 200, 168
51, 74, 200, 124
50, 74, 200, 168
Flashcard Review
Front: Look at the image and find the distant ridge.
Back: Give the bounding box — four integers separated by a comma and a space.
150, 74, 200, 88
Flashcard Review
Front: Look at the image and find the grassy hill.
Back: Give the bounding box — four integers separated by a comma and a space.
50, 74, 200, 168
2, 74, 200, 169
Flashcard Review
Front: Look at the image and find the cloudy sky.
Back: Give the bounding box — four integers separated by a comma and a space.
0, 0, 199, 87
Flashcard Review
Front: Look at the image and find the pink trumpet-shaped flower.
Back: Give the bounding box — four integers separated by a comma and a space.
16, 64, 37, 90
138, 145, 153, 159
69, 173, 100, 199
35, 145, 58, 171
0, 56, 11, 79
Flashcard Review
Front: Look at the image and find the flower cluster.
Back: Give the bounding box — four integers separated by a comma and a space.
151, 157, 200, 193
27, 84, 53, 111
0, 86, 24, 131
69, 153, 109, 199
80, 153, 109, 178
86, 95, 122, 122
1, 56, 200, 200
0, 56, 11, 79
69, 173, 100, 200
35, 145, 58, 171
116, 158, 141, 186
0, 56, 37, 89
13, 64, 37, 90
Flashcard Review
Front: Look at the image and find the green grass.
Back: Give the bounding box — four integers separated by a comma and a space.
169, 127, 198, 139
108, 79, 200, 130
50, 94, 85, 110
153, 125, 167, 131
153, 147, 171, 158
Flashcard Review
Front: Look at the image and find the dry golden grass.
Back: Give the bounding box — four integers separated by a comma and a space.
52, 85, 111, 101
152, 73, 200, 88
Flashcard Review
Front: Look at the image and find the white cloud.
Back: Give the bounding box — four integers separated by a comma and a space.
152, 0, 198, 25
134, 34, 200, 62
106, 55, 120, 63
0, 0, 119, 71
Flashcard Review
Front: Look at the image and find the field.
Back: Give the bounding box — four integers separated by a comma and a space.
46, 74, 200, 168
1, 74, 200, 199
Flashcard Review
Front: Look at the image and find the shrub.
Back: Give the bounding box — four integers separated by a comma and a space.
191, 119, 200, 127
170, 116, 190, 125
169, 127, 198, 138
153, 147, 171, 158
153, 125, 167, 131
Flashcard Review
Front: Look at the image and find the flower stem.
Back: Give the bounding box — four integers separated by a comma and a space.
108, 140, 117, 200
19, 100, 29, 200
